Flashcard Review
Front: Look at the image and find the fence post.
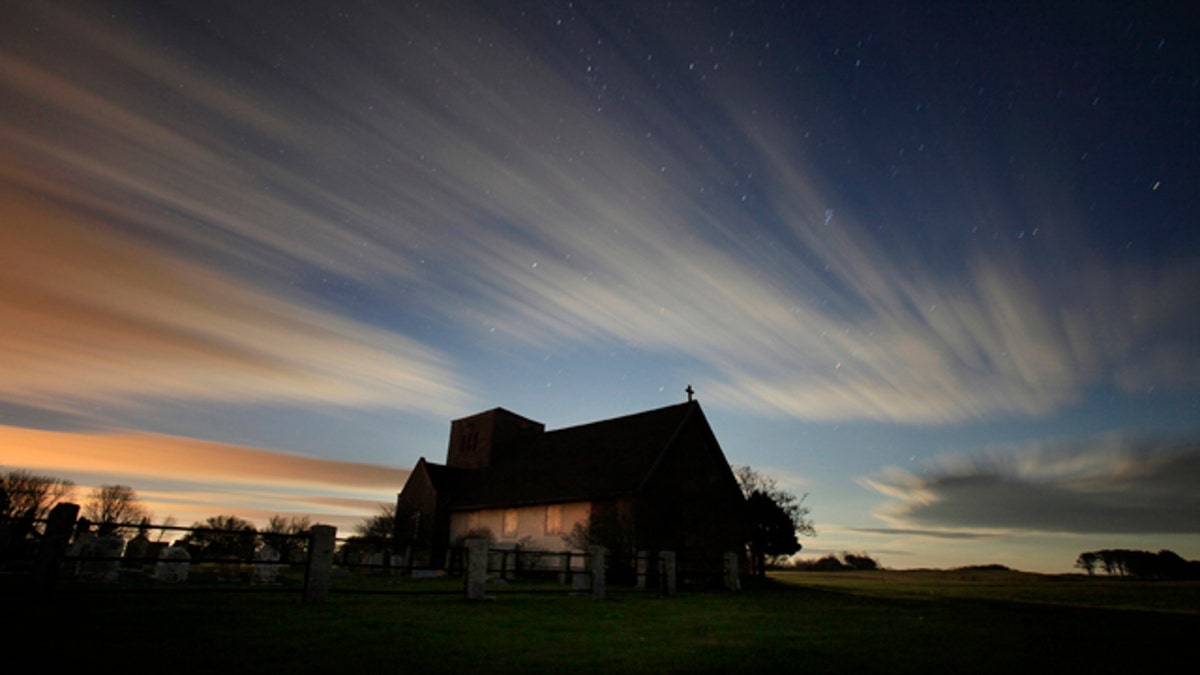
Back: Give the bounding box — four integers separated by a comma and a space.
724, 551, 741, 592
465, 537, 488, 600
304, 524, 336, 603
588, 545, 606, 600
559, 550, 572, 584
34, 501, 79, 596
661, 550, 677, 596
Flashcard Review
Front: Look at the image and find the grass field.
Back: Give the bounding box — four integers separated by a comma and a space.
12, 569, 1198, 673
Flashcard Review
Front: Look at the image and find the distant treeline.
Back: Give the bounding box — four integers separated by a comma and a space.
1075, 549, 1200, 579
792, 552, 879, 572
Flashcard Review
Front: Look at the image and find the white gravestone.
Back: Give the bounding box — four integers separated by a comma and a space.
154, 544, 191, 583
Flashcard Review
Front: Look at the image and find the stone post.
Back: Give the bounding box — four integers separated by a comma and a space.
588, 545, 606, 601
661, 550, 677, 596
34, 501, 79, 596
465, 537, 489, 600
724, 551, 741, 592
304, 524, 336, 604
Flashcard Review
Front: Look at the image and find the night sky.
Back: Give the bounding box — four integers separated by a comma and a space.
3, 1, 1197, 571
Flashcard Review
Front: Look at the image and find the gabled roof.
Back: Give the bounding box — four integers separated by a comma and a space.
435, 401, 702, 510
419, 459, 464, 495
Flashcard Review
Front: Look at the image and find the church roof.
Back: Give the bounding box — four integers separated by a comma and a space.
433, 401, 703, 510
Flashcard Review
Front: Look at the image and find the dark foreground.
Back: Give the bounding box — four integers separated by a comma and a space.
10, 570, 1197, 673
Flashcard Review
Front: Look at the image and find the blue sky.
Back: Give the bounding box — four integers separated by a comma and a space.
2, 0, 1197, 572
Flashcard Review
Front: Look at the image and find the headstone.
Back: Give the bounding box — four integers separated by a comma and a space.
154, 544, 191, 583
68, 527, 98, 578
123, 533, 151, 569
34, 502, 80, 596
81, 534, 125, 583
146, 541, 169, 561
254, 544, 281, 584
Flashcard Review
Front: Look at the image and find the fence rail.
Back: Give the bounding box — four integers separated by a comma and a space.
3, 504, 740, 602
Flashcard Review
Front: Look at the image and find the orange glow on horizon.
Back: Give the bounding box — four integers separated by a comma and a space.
0, 424, 409, 531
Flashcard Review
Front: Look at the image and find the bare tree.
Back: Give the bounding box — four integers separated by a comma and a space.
1, 469, 75, 524
262, 514, 311, 562
183, 514, 259, 559
2, 469, 75, 554
732, 465, 815, 537
82, 484, 149, 537
354, 503, 396, 539
733, 466, 815, 575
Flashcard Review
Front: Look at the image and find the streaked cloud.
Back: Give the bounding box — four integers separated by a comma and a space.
0, 424, 408, 530
0, 186, 466, 416
2, 1, 1194, 431
862, 435, 1200, 534
846, 527, 994, 541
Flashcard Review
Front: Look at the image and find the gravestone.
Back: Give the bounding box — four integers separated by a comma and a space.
81, 534, 125, 583
154, 544, 191, 583
123, 533, 151, 569
254, 544, 281, 584
68, 526, 97, 578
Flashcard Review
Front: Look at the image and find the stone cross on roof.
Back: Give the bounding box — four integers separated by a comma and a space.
686, 385, 694, 402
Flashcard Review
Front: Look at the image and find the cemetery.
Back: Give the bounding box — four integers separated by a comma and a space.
6, 500, 741, 602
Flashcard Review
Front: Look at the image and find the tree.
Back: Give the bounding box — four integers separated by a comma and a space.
733, 465, 815, 576
338, 504, 399, 566
842, 552, 879, 571
745, 491, 801, 576
355, 503, 396, 539
1, 469, 75, 522
791, 552, 881, 571
1, 470, 75, 540
1076, 548, 1200, 580
261, 514, 311, 562
1, 469, 76, 557
732, 465, 815, 537
183, 515, 258, 559
83, 484, 149, 537
1075, 551, 1098, 575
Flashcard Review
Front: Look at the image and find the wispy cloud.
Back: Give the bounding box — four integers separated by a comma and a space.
0, 424, 408, 528
1, 0, 1195, 431
862, 435, 1200, 534
846, 527, 995, 541
0, 186, 466, 416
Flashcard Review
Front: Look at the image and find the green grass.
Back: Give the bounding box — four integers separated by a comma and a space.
773, 569, 1200, 613
11, 571, 1198, 673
